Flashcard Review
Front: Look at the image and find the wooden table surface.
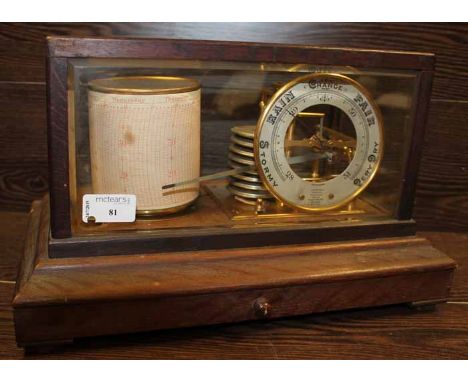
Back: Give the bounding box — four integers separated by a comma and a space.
0, 210, 467, 359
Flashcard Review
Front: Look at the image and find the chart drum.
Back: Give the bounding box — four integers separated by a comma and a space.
88, 76, 201, 216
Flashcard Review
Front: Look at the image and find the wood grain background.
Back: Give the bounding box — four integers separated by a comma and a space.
1, 22, 467, 230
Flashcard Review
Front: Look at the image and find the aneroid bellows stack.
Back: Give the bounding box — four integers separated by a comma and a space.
227, 125, 273, 205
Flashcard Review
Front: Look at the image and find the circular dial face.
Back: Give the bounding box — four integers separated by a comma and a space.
254, 73, 383, 211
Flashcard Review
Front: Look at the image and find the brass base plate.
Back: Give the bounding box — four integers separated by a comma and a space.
205, 180, 387, 226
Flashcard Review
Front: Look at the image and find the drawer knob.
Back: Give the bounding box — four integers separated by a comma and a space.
253, 297, 270, 318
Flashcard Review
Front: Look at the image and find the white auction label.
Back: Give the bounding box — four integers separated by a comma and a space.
82, 194, 136, 223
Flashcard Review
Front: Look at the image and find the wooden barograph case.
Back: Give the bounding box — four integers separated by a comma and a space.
13, 37, 456, 347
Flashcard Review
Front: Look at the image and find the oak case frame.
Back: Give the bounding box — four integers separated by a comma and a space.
11, 37, 455, 348
46, 36, 434, 240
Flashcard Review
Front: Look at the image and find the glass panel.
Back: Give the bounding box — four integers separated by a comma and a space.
67, 58, 417, 237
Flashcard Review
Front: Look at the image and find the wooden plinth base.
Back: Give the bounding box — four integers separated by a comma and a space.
13, 199, 456, 348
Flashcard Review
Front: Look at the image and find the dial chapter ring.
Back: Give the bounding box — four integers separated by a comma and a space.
253, 73, 384, 212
